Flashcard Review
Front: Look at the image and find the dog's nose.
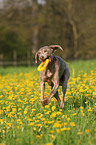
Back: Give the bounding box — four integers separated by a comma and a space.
40, 55, 44, 60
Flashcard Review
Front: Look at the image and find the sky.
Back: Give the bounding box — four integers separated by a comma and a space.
0, 0, 45, 8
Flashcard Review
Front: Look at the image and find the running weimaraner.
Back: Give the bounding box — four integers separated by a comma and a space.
35, 45, 70, 108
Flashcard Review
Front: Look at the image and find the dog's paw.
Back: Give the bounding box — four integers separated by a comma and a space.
41, 98, 49, 106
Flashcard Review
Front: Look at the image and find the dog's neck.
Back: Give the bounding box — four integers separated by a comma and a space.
47, 54, 56, 67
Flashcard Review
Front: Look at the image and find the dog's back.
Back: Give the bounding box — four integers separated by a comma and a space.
55, 56, 70, 81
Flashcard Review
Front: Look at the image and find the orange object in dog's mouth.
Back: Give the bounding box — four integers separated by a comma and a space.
37, 59, 50, 71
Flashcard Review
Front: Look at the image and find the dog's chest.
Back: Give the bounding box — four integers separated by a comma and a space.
40, 69, 54, 82
46, 69, 53, 78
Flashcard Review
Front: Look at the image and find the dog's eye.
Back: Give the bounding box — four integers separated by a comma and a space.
38, 52, 41, 55
44, 50, 47, 53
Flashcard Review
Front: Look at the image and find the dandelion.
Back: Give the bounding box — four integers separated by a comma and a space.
6, 123, 11, 126
67, 127, 70, 131
67, 118, 70, 122
88, 141, 91, 144
50, 130, 54, 133
56, 129, 61, 134
51, 135, 55, 139
53, 123, 61, 128
57, 111, 62, 115
80, 106, 83, 110
52, 106, 56, 111
82, 113, 85, 116
41, 118, 45, 121
45, 143, 53, 145
28, 123, 34, 126
70, 122, 75, 126
77, 132, 83, 135
63, 122, 67, 126
85, 101, 88, 104
73, 113, 76, 116
85, 129, 89, 133
50, 112, 56, 118
45, 105, 49, 109
88, 108, 92, 112
61, 128, 67, 131
36, 135, 40, 138
33, 127, 36, 131
32, 109, 36, 112
24, 108, 27, 114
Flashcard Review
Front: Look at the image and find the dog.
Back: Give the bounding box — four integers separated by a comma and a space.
35, 45, 70, 108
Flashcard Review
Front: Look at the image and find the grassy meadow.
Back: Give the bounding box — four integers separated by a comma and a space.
0, 60, 96, 145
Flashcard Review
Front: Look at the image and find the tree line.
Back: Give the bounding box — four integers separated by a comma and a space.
0, 0, 96, 64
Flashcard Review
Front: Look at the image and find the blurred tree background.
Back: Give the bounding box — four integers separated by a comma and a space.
0, 0, 96, 65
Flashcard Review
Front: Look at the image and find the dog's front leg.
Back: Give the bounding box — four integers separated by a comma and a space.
42, 80, 59, 106
40, 81, 45, 105
42, 82, 59, 105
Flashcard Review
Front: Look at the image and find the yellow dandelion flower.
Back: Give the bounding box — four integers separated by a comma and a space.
82, 113, 85, 116
88, 108, 92, 112
41, 118, 45, 121
6, 123, 11, 126
93, 92, 96, 96
45, 111, 51, 115
45, 105, 49, 109
61, 128, 67, 131
57, 111, 62, 115
52, 106, 56, 111
50, 112, 56, 118
73, 113, 76, 116
33, 127, 36, 130
24, 108, 27, 114
32, 109, 36, 112
67, 127, 70, 131
85, 129, 89, 133
19, 121, 23, 125
51, 135, 55, 139
63, 122, 67, 126
85, 101, 88, 104
70, 122, 75, 126
80, 106, 83, 109
45, 143, 53, 145
77, 132, 83, 135
36, 135, 40, 138
28, 123, 34, 126
53, 123, 61, 128
88, 141, 91, 144
50, 130, 54, 133
67, 117, 70, 122
36, 124, 42, 127
56, 129, 61, 134
43, 109, 47, 112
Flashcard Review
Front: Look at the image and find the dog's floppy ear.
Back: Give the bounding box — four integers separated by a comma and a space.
35, 51, 39, 63
49, 45, 63, 52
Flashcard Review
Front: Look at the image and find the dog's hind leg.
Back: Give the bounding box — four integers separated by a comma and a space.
51, 85, 61, 105
54, 91, 61, 105
60, 70, 70, 109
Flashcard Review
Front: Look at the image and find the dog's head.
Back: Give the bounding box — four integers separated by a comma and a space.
35, 45, 63, 63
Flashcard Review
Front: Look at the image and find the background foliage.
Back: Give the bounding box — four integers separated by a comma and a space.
0, 0, 96, 62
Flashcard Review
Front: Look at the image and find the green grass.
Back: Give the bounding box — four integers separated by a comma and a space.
0, 59, 96, 145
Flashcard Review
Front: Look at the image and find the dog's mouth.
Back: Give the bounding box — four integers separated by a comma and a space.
40, 56, 51, 62
43, 56, 51, 62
